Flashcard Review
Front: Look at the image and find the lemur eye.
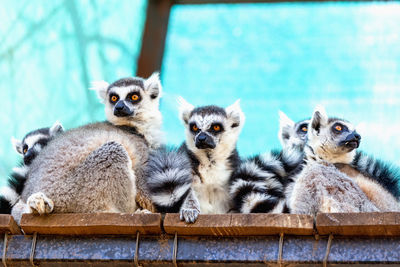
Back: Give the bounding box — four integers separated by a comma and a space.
23, 145, 28, 154
131, 94, 139, 101
110, 95, 119, 103
302, 126, 308, 132
213, 125, 221, 131
335, 125, 342, 131
192, 124, 199, 132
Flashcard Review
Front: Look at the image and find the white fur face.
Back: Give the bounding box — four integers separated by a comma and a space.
278, 111, 309, 150
91, 73, 162, 128
306, 105, 361, 164
178, 97, 245, 153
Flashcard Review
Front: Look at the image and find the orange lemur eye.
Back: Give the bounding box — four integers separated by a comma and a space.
110, 95, 118, 102
131, 94, 139, 101
23, 148, 28, 154
192, 125, 198, 132
213, 125, 221, 131
335, 125, 342, 131
302, 126, 308, 132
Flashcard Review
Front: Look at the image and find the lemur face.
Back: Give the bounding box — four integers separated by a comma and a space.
307, 105, 361, 164
12, 121, 64, 165
278, 111, 309, 150
179, 97, 245, 152
188, 106, 227, 149
91, 73, 162, 127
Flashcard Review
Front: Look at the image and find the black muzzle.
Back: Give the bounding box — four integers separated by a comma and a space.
195, 132, 216, 149
114, 101, 133, 117
339, 131, 361, 149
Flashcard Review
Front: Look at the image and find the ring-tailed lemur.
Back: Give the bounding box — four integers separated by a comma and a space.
11, 73, 164, 223
287, 106, 381, 214
280, 110, 400, 212
146, 98, 245, 223
0, 122, 64, 214
229, 111, 306, 213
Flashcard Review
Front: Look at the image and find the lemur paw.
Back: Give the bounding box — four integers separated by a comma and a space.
134, 208, 152, 214
180, 208, 199, 224
27, 192, 54, 215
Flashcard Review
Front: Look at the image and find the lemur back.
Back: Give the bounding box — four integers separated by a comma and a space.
11, 73, 163, 223
0, 122, 63, 214
21, 122, 148, 212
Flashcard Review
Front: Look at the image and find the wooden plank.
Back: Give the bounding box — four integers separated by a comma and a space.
20, 213, 162, 235
316, 212, 400, 236
0, 214, 21, 234
136, 0, 173, 78
164, 213, 314, 236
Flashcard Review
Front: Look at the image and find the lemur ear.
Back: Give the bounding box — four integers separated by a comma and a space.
310, 105, 328, 134
11, 137, 23, 154
177, 96, 194, 124
90, 80, 109, 103
226, 99, 245, 129
278, 111, 295, 146
49, 121, 64, 137
144, 72, 162, 100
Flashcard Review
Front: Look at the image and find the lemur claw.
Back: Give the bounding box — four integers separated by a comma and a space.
27, 192, 54, 215
180, 208, 199, 223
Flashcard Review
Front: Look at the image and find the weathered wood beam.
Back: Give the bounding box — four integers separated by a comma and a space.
164, 213, 314, 236
20, 213, 162, 235
317, 212, 400, 236
0, 215, 21, 234
136, 0, 173, 78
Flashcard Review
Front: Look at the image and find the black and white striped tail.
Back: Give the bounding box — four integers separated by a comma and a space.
229, 148, 303, 213
0, 165, 28, 214
145, 146, 193, 213
352, 151, 400, 199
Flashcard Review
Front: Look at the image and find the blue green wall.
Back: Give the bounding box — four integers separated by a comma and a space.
1, 1, 400, 186
161, 2, 400, 162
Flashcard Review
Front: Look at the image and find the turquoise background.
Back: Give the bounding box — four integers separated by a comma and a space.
1, 1, 400, 186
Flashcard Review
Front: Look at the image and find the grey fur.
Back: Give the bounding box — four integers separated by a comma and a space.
288, 161, 379, 214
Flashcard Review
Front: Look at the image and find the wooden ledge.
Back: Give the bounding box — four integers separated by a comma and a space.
316, 212, 400, 236
0, 214, 21, 234
164, 213, 314, 236
20, 213, 162, 235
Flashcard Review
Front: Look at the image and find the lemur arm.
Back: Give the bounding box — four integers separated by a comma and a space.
179, 188, 200, 223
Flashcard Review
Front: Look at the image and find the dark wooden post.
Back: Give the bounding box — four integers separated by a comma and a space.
136, 0, 173, 78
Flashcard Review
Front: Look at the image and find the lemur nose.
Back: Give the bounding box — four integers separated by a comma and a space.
354, 132, 361, 140
115, 101, 125, 110
197, 133, 207, 142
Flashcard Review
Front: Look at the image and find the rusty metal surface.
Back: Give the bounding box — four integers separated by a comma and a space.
1, 234, 400, 266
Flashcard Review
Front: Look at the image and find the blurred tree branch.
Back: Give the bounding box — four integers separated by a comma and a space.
0, 4, 62, 59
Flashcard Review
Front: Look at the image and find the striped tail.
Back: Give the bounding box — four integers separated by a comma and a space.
145, 146, 193, 213
0, 165, 28, 214
352, 151, 400, 199
229, 147, 304, 213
